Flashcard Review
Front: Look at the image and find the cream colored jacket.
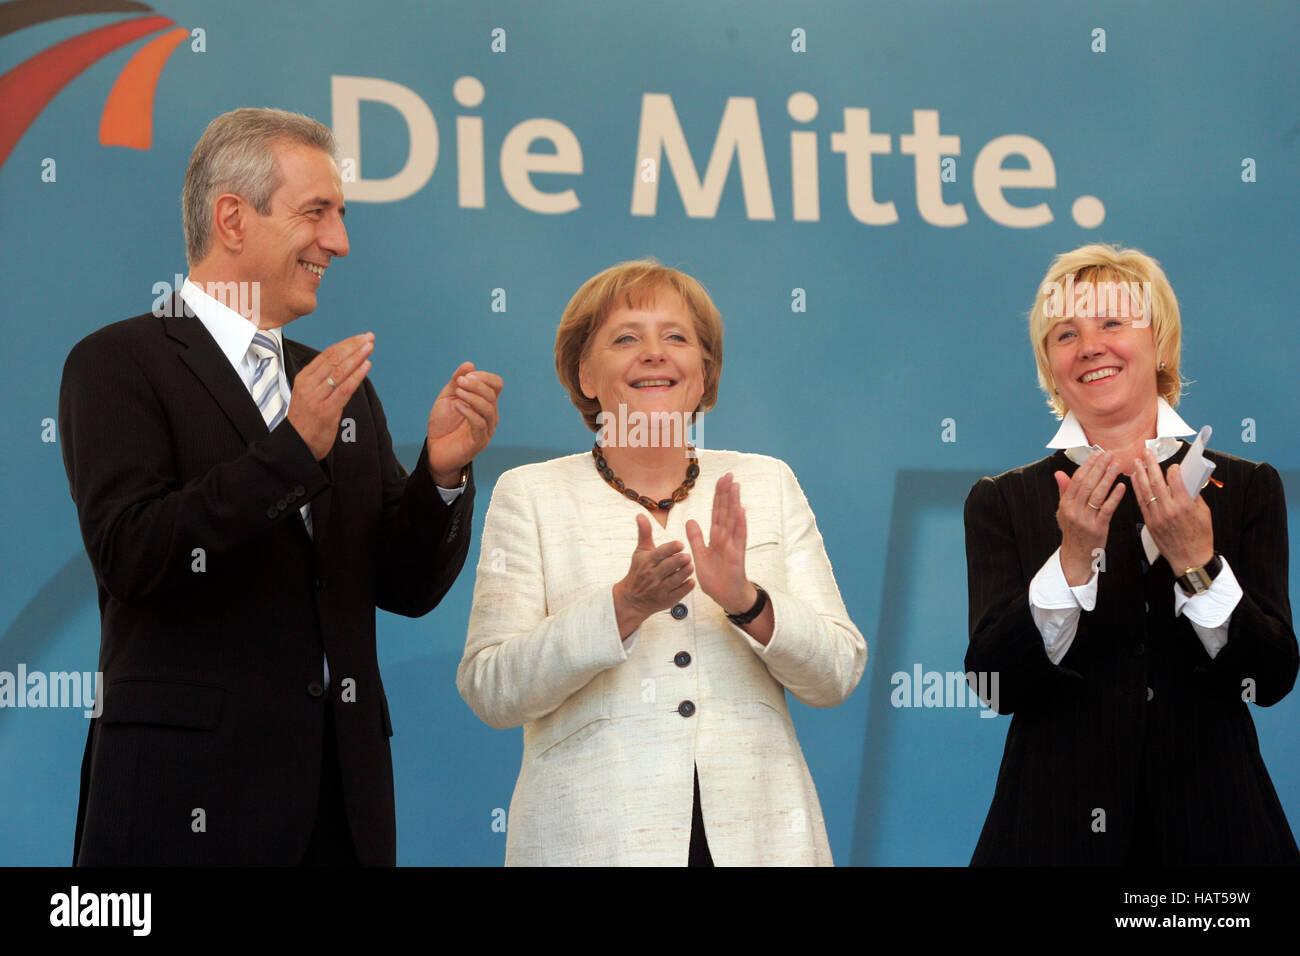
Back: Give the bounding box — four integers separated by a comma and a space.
458, 450, 867, 866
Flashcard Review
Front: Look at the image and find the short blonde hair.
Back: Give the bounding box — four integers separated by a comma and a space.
1028, 243, 1183, 419
555, 260, 724, 432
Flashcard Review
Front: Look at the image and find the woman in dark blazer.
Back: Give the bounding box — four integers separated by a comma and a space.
965, 243, 1299, 865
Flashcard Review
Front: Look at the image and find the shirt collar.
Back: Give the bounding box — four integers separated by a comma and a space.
1046, 397, 1196, 465
179, 278, 282, 369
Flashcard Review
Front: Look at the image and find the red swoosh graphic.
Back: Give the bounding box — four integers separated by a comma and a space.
0, 14, 173, 169
99, 26, 188, 149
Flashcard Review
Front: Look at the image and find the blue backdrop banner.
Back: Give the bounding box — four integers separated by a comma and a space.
1, 0, 1296, 865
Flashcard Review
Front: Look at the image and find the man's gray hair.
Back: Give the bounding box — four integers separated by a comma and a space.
182, 108, 337, 267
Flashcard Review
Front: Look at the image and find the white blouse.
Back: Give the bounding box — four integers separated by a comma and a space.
458, 449, 867, 866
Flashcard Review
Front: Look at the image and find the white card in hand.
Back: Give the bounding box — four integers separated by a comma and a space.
1141, 425, 1216, 565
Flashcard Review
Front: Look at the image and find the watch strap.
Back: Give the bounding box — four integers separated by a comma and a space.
726, 584, 768, 626
1177, 553, 1223, 596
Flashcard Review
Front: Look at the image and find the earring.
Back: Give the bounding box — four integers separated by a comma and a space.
1158, 361, 1166, 371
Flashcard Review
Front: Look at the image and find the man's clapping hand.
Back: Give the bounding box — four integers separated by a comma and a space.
427, 361, 503, 486
286, 333, 374, 460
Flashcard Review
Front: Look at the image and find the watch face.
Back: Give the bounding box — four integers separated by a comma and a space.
1184, 567, 1211, 594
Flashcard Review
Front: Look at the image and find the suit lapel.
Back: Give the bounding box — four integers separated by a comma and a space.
164, 296, 320, 548
163, 297, 270, 449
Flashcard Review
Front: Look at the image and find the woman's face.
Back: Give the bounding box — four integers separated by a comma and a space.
1047, 279, 1160, 427
579, 288, 706, 436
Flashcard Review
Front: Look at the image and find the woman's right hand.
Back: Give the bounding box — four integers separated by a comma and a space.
1054, 450, 1126, 586
612, 514, 695, 639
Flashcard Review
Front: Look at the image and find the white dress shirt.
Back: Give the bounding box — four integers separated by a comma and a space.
1029, 397, 1242, 664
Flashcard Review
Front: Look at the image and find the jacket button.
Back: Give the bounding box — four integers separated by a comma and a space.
294, 484, 306, 496
276, 498, 288, 511
307, 681, 325, 698
1146, 687, 1155, 702
671, 603, 688, 620
266, 507, 278, 519
677, 700, 695, 718
1144, 602, 1150, 613
674, 651, 692, 668
1132, 642, 1145, 657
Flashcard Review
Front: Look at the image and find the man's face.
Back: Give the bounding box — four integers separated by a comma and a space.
241, 142, 348, 327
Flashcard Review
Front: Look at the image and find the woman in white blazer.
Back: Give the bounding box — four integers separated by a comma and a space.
458, 260, 867, 866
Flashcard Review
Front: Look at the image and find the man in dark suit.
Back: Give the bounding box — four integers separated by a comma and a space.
58, 108, 502, 865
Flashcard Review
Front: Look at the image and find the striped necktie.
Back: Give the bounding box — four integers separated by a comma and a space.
249, 332, 287, 430
247, 331, 312, 536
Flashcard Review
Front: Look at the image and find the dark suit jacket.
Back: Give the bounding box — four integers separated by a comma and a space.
964, 443, 1299, 865
59, 295, 474, 865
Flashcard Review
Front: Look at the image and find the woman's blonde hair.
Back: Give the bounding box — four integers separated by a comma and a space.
1028, 243, 1183, 419
555, 259, 723, 432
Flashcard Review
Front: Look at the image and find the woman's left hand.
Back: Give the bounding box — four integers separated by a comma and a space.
1132, 447, 1215, 573
686, 473, 758, 615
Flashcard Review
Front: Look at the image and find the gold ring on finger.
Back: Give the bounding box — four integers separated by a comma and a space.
326, 376, 338, 388
1147, 495, 1159, 504
1086, 501, 1100, 511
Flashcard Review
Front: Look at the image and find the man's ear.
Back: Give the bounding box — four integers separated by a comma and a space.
211, 193, 245, 254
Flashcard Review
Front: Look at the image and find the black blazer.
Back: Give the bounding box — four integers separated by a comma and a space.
964, 443, 1299, 865
58, 297, 474, 865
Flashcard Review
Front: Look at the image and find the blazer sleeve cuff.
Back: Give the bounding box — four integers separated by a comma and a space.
266, 418, 332, 503
735, 584, 866, 707
407, 439, 465, 526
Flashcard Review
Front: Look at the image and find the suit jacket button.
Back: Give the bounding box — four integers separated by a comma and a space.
677, 700, 695, 718
671, 603, 688, 620
276, 498, 288, 510
294, 484, 306, 496
307, 681, 325, 698
1146, 687, 1155, 702
674, 651, 692, 668
266, 507, 278, 519
1132, 642, 1145, 657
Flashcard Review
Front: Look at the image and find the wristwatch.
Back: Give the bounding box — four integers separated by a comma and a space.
439, 465, 468, 490
726, 583, 768, 626
1176, 554, 1223, 596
